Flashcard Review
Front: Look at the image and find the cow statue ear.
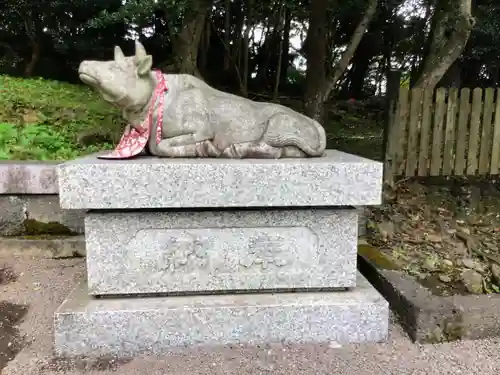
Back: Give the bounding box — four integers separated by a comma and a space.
134, 40, 152, 76
136, 55, 153, 76
114, 46, 126, 62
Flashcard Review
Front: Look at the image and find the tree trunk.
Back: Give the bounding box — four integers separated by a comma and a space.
322, 0, 378, 101
241, 0, 253, 96
254, 33, 275, 89
280, 7, 291, 86
231, 1, 245, 67
273, 6, 286, 101
348, 56, 372, 99
409, 2, 432, 86
303, 0, 329, 121
413, 0, 475, 89
490, 65, 499, 87
24, 40, 40, 77
346, 35, 376, 98
198, 19, 211, 75
439, 59, 462, 88
223, 0, 231, 71
172, 0, 211, 77
381, 0, 397, 80
254, 5, 281, 90
304, 0, 378, 122
22, 18, 41, 77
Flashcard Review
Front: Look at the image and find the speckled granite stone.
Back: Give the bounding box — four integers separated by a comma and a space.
0, 161, 59, 194
57, 150, 383, 209
85, 208, 358, 295
54, 273, 389, 357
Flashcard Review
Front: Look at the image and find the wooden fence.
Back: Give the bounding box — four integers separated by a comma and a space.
384, 87, 500, 182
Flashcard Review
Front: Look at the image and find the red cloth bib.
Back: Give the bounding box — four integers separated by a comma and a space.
98, 70, 167, 160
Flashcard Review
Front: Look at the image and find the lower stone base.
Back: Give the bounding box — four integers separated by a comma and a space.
54, 273, 389, 358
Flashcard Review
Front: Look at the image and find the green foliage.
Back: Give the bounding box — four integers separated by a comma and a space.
0, 122, 110, 160
0, 75, 121, 160
88, 0, 188, 28
468, 0, 500, 61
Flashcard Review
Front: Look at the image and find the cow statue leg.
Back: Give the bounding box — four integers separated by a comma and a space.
221, 142, 303, 159
156, 140, 221, 158
155, 116, 220, 157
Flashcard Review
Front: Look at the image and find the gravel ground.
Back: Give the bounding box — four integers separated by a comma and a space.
1, 250, 500, 375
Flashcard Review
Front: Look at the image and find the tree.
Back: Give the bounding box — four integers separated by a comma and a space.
89, 0, 212, 76
413, 0, 475, 89
1, 0, 499, 115
303, 0, 379, 122
0, 0, 126, 79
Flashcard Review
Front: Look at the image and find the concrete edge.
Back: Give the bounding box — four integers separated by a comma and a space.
0, 162, 59, 194
358, 254, 500, 343
0, 236, 86, 258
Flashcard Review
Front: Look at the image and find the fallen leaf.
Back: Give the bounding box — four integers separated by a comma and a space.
439, 274, 452, 283
425, 233, 442, 243
458, 227, 471, 236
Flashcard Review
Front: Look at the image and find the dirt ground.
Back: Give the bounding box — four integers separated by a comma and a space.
1, 248, 500, 375
366, 178, 500, 296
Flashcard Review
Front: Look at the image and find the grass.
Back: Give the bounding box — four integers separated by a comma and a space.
0, 75, 122, 160
0, 74, 383, 160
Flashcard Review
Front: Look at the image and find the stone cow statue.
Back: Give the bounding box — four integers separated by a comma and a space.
78, 41, 326, 159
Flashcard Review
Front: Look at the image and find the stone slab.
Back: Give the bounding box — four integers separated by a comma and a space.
53, 273, 389, 357
0, 161, 59, 194
85, 208, 358, 295
358, 253, 500, 343
57, 150, 383, 209
0, 195, 85, 236
0, 236, 86, 258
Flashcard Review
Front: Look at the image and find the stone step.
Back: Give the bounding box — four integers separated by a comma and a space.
85, 208, 358, 295
57, 150, 382, 209
54, 273, 389, 358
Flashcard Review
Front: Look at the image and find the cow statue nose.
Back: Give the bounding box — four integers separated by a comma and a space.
78, 61, 89, 74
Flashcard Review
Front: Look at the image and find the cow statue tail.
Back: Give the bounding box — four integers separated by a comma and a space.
263, 115, 327, 157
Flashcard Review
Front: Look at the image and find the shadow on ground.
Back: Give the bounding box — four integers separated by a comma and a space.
0, 265, 28, 372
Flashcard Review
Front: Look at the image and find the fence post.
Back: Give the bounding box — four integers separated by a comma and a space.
383, 70, 402, 187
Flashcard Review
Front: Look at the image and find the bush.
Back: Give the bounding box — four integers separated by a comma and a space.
0, 74, 123, 160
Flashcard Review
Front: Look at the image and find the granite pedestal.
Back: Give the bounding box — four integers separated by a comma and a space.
54, 150, 388, 357
84, 209, 358, 295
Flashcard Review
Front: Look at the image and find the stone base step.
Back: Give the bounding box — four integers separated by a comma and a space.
54, 273, 389, 357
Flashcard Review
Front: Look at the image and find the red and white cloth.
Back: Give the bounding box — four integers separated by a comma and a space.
98, 70, 167, 159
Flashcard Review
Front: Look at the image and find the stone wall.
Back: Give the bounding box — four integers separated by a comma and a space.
0, 162, 84, 236
0, 161, 367, 237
